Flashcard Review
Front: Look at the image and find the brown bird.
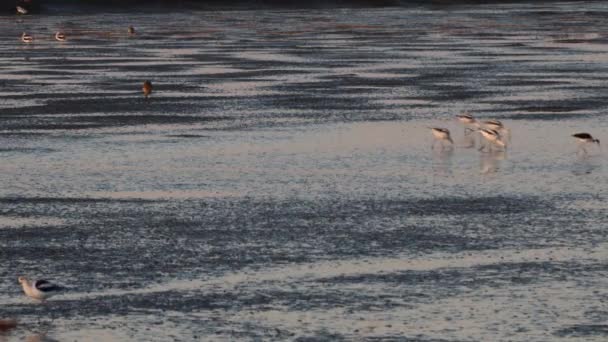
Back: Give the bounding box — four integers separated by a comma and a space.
128, 26, 135, 35
142, 80, 153, 98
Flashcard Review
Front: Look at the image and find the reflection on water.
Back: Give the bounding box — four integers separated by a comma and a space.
459, 130, 477, 149
431, 147, 453, 177
572, 154, 601, 176
480, 150, 506, 175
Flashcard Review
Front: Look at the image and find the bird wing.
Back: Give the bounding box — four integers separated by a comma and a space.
572, 133, 592, 139
35, 280, 61, 292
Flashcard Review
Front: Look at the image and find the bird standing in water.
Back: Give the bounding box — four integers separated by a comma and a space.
142, 80, 153, 98
128, 26, 135, 35
572, 133, 600, 155
429, 127, 453, 150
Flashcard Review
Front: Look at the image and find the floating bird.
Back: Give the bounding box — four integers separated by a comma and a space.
142, 80, 153, 98
478, 128, 506, 152
429, 127, 453, 149
572, 133, 600, 155
18, 277, 63, 302
55, 32, 66, 42
21, 32, 33, 43
16, 6, 28, 15
128, 26, 135, 35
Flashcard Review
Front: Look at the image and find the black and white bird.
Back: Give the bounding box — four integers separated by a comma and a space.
429, 127, 453, 149
572, 133, 600, 155
478, 128, 506, 152
482, 119, 511, 142
18, 277, 64, 302
55, 32, 66, 42
456, 111, 480, 133
21, 32, 33, 43
16, 6, 28, 15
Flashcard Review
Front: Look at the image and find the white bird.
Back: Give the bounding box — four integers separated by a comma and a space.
21, 32, 33, 43
478, 128, 506, 152
18, 277, 63, 302
572, 133, 600, 155
429, 127, 453, 149
16, 6, 28, 15
55, 32, 66, 42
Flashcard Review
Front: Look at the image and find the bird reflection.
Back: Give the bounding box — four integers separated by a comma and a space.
431, 147, 454, 177
460, 130, 477, 149
572, 154, 600, 175
480, 150, 506, 175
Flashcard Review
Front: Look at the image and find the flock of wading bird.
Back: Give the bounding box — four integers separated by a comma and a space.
430, 112, 601, 156
3, 4, 602, 322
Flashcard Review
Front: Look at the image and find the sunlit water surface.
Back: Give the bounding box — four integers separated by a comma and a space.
1, 2, 607, 341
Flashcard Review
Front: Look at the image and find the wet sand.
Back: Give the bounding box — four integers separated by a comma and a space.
1, 2, 608, 341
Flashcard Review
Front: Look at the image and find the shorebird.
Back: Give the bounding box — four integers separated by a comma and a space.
142, 80, 153, 98
18, 277, 63, 302
456, 111, 480, 134
572, 133, 600, 155
429, 127, 453, 149
55, 32, 66, 42
21, 32, 33, 43
128, 26, 135, 35
478, 128, 506, 152
482, 119, 504, 131
16, 6, 28, 15
482, 119, 511, 141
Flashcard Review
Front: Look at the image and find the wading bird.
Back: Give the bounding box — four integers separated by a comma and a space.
21, 32, 33, 43
128, 26, 135, 35
18, 277, 63, 302
456, 111, 480, 133
55, 32, 66, 42
572, 133, 600, 155
478, 128, 506, 152
142, 80, 153, 98
429, 127, 453, 150
483, 119, 511, 142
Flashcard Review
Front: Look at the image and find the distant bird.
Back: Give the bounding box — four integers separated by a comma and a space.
142, 80, 153, 98
478, 128, 506, 152
456, 111, 480, 133
128, 26, 135, 35
16, 6, 28, 15
55, 32, 66, 42
482, 119, 504, 131
21, 32, 33, 43
18, 277, 63, 302
429, 127, 453, 149
572, 133, 600, 155
483, 119, 511, 142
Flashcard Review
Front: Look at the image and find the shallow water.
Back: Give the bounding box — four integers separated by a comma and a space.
1, 2, 608, 341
